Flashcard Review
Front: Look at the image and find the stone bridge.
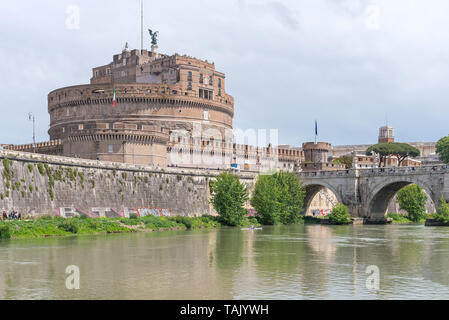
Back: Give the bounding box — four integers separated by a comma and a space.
299, 166, 449, 219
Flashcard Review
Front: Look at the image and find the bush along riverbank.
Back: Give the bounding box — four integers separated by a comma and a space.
211, 171, 353, 227
386, 198, 449, 226
0, 215, 226, 240
425, 198, 449, 226
386, 213, 426, 224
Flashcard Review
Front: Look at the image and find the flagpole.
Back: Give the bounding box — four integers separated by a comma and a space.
141, 0, 144, 53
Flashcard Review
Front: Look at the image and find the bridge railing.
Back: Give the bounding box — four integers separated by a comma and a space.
357, 165, 449, 176
299, 169, 354, 178
299, 165, 449, 178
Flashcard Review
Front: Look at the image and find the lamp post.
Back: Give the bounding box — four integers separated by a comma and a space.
28, 112, 36, 153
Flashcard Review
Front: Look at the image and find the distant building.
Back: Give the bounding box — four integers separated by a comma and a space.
378, 126, 395, 143
300, 142, 346, 172
351, 154, 378, 169
329, 125, 437, 168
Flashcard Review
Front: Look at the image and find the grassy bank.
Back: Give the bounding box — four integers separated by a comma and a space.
386, 213, 427, 224
120, 215, 222, 231
0, 215, 224, 240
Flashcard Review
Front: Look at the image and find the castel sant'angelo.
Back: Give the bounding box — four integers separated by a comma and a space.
5, 32, 438, 174
6, 32, 302, 172
47, 39, 235, 168
2, 30, 440, 216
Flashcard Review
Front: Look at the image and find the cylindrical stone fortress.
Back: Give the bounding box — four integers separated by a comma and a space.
47, 48, 234, 167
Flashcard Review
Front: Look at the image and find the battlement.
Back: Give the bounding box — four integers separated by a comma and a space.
302, 142, 331, 151
90, 47, 224, 90
49, 82, 233, 104
4, 140, 62, 156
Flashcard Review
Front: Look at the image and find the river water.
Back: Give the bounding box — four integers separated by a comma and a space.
0, 224, 449, 300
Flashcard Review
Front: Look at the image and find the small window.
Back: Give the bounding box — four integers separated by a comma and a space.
108, 145, 113, 153
203, 110, 210, 121
188, 82, 192, 90
200, 74, 203, 84
94, 71, 99, 78
188, 71, 192, 81
209, 76, 213, 85
218, 78, 222, 88
78, 124, 84, 131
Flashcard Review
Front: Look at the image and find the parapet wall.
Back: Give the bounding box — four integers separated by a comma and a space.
0, 150, 256, 218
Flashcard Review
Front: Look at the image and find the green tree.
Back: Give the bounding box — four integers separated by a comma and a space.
328, 204, 351, 224
436, 136, 449, 164
333, 155, 353, 169
435, 198, 449, 224
396, 184, 427, 222
251, 171, 305, 225
210, 172, 249, 226
366, 143, 420, 167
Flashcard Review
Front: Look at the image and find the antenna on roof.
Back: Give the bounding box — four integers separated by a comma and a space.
140, 0, 144, 53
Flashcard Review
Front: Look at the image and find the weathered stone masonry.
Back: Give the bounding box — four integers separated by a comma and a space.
2, 149, 447, 220
0, 149, 255, 217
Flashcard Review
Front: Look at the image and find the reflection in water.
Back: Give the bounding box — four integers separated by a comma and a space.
1, 225, 449, 299
305, 225, 336, 260
304, 225, 339, 297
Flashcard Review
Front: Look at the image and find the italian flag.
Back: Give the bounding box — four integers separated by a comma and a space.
113, 88, 116, 107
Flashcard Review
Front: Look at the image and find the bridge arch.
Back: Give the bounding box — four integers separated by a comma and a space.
367, 178, 437, 219
302, 182, 343, 216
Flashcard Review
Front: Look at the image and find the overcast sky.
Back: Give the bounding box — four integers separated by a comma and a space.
1, 0, 448, 147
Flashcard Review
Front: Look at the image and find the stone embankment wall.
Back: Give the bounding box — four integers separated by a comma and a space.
0, 150, 256, 218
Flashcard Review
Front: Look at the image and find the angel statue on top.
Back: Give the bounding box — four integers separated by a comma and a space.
148, 29, 159, 46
